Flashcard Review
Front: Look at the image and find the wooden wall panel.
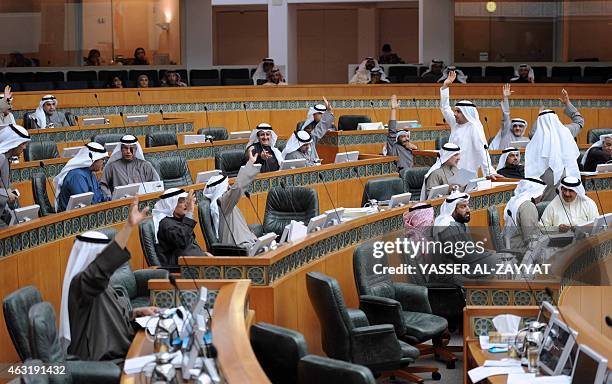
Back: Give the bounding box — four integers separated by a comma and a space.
0, 255, 20, 363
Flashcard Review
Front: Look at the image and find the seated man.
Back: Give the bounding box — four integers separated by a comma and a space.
297, 99, 335, 162
31, 94, 69, 129
60, 198, 159, 361
503, 177, 547, 250
433, 191, 514, 283
509, 64, 535, 83
581, 133, 612, 172
490, 84, 529, 150
282, 131, 317, 165
378, 44, 404, 65
540, 176, 599, 232
0, 124, 31, 226
368, 67, 390, 84
0, 86, 16, 125
496, 147, 524, 179
262, 66, 287, 86
160, 70, 187, 87
100, 135, 160, 196
54, 142, 110, 212
153, 188, 208, 267
252, 58, 275, 85
204, 148, 260, 248
350, 57, 379, 84
420, 143, 463, 200
421, 59, 444, 81
245, 123, 283, 173
386, 94, 417, 171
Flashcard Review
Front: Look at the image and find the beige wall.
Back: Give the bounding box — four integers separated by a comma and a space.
378, 6, 419, 63
566, 17, 612, 61
213, 5, 268, 65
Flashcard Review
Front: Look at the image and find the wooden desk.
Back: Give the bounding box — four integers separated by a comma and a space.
121, 280, 269, 384
9, 84, 612, 144
465, 340, 520, 384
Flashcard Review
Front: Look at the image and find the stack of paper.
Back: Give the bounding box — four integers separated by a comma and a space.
468, 366, 525, 382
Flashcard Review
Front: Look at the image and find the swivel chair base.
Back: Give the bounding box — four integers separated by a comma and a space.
381, 366, 441, 384
415, 330, 460, 369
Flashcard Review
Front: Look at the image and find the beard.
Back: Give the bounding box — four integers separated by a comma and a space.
453, 212, 471, 223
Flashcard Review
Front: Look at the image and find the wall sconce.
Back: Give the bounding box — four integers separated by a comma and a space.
486, 1, 497, 13
156, 22, 170, 31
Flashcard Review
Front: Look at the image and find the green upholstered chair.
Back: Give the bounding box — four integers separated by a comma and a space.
91, 133, 124, 146
24, 141, 59, 162
31, 172, 55, 216
400, 167, 429, 200
139, 219, 162, 267
263, 187, 319, 237
197, 127, 229, 141
214, 149, 244, 178
338, 115, 371, 131
145, 132, 178, 148
361, 177, 404, 206
28, 302, 121, 383
148, 156, 192, 189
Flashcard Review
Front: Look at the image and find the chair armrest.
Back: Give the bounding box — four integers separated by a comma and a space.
346, 308, 369, 328
359, 295, 404, 337
351, 324, 401, 366
66, 360, 121, 384
249, 223, 264, 237
298, 354, 376, 384
211, 243, 250, 256
134, 269, 169, 298
394, 282, 432, 314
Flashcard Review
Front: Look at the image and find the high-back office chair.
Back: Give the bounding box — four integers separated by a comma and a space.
361, 177, 404, 206
3, 286, 42, 361
400, 168, 429, 200
24, 141, 59, 162
149, 156, 192, 189
197, 201, 250, 256
91, 133, 124, 146
109, 263, 168, 308
214, 150, 244, 178
263, 187, 319, 237
197, 127, 229, 141
31, 172, 55, 217
306, 272, 439, 383
338, 115, 371, 131
145, 132, 178, 148
139, 220, 162, 267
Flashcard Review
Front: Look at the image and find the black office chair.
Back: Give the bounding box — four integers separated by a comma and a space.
536, 201, 550, 219
28, 302, 122, 383
149, 156, 192, 189
353, 243, 457, 369
31, 172, 55, 217
435, 137, 449, 150
3, 286, 43, 361
110, 263, 168, 308
400, 167, 429, 200
361, 177, 404, 206
145, 132, 178, 148
24, 142, 59, 162
22, 112, 37, 130
139, 219, 162, 267
197, 201, 250, 256
215, 149, 244, 178
587, 128, 612, 144
91, 133, 124, 146
263, 187, 319, 237
197, 127, 229, 141
250, 322, 376, 384
338, 115, 371, 131
306, 272, 438, 383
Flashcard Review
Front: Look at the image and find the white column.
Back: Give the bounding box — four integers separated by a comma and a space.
182, 0, 213, 68
267, 0, 297, 83
419, 0, 453, 64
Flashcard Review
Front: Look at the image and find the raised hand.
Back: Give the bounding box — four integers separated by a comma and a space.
390, 94, 399, 109
323, 96, 333, 113
186, 190, 196, 213
559, 89, 569, 105
502, 83, 513, 98
3, 85, 12, 101
127, 197, 149, 226
443, 71, 457, 88
260, 149, 272, 160
248, 146, 259, 163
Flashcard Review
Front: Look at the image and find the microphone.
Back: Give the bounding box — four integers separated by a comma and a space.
280, 181, 299, 217
242, 103, 252, 130
369, 101, 379, 123
505, 209, 527, 247
317, 173, 342, 225
137, 91, 145, 107
160, 108, 165, 121
590, 179, 608, 227
352, 167, 379, 211
93, 94, 108, 124
483, 144, 493, 178
243, 191, 264, 228
203, 105, 213, 142
530, 197, 554, 240
606, 316, 612, 328
412, 98, 422, 126
555, 189, 575, 228
39, 161, 58, 204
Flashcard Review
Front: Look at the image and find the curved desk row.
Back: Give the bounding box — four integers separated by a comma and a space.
122, 279, 270, 384
9, 84, 612, 145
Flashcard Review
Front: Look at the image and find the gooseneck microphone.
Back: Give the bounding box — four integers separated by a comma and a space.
160, 108, 165, 121
280, 181, 299, 217
242, 103, 252, 130
93, 93, 108, 123
243, 191, 264, 228
590, 179, 608, 227
369, 101, 379, 122
352, 167, 379, 211
505, 209, 527, 247
137, 91, 145, 107
317, 173, 342, 225
412, 98, 422, 125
